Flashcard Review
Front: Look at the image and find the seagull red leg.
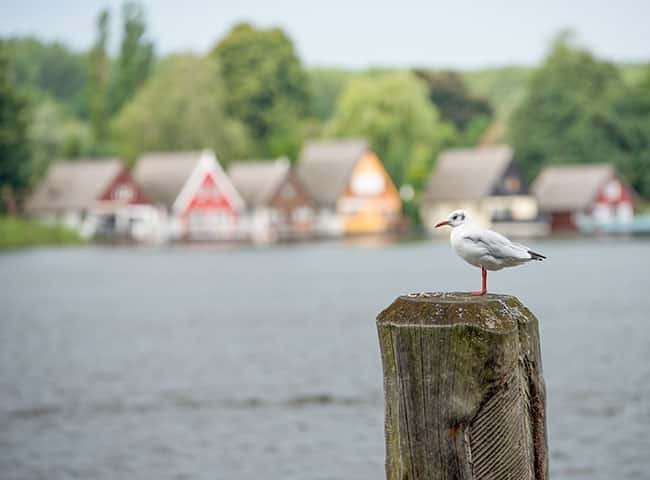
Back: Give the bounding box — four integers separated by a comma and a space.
470, 267, 487, 296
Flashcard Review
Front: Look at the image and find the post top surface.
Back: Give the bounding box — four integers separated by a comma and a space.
399, 292, 519, 304
377, 292, 534, 332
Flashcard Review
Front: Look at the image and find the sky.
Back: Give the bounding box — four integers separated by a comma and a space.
1, 0, 649, 69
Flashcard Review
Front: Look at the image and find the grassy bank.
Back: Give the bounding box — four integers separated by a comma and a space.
0, 216, 84, 249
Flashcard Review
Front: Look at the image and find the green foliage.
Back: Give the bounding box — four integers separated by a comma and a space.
0, 49, 33, 212
461, 62, 647, 143
1, 37, 88, 116
110, 1, 154, 114
0, 216, 83, 249
460, 66, 533, 144
212, 23, 309, 159
508, 32, 650, 198
87, 9, 111, 146
28, 97, 92, 175
457, 115, 493, 146
509, 33, 629, 183
307, 68, 355, 121
4, 12, 650, 222
614, 66, 650, 196
113, 55, 250, 165
619, 63, 650, 87
328, 72, 454, 190
414, 69, 493, 132
462, 67, 532, 124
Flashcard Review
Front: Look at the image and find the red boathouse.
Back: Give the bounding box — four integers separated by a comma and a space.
133, 150, 245, 240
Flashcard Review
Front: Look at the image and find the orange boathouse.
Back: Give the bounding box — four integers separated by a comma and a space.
298, 139, 402, 236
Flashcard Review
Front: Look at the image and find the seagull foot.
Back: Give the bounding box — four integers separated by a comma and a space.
470, 290, 487, 296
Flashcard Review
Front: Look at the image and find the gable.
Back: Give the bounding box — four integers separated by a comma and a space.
99, 168, 149, 204
490, 160, 527, 196
344, 152, 399, 199
268, 171, 314, 210
594, 176, 635, 205
173, 151, 244, 215
183, 172, 236, 215
297, 139, 368, 207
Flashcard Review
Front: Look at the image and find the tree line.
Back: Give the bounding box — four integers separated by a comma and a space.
1, 3, 649, 217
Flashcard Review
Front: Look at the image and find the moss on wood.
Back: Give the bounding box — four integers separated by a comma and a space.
377, 292, 548, 480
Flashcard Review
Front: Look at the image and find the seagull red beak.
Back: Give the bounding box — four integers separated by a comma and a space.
435, 220, 450, 228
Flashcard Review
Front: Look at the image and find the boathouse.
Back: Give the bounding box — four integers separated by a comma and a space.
25, 158, 158, 240
132, 150, 245, 241
420, 145, 545, 236
297, 138, 402, 236
228, 157, 316, 242
532, 164, 636, 233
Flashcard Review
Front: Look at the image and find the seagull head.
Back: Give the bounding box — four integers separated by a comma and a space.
435, 209, 468, 228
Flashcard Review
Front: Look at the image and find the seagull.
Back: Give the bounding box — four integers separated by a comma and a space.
435, 209, 546, 296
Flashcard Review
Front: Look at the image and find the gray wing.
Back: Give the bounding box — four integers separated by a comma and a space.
462, 229, 531, 261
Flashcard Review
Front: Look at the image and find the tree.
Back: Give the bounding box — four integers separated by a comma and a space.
113, 55, 250, 164
87, 9, 111, 146
0, 50, 32, 214
2, 37, 88, 116
110, 1, 154, 114
307, 68, 354, 121
328, 72, 454, 190
28, 98, 92, 175
510, 32, 628, 183
212, 23, 309, 159
414, 69, 493, 133
614, 66, 650, 197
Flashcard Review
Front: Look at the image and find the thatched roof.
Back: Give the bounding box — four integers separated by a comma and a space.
297, 138, 368, 207
26, 159, 124, 212
532, 164, 617, 211
228, 158, 291, 207
132, 151, 204, 208
424, 145, 514, 202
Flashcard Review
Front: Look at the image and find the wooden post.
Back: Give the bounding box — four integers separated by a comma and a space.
376, 292, 548, 480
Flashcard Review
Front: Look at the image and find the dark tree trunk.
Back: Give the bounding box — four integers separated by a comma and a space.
1, 186, 18, 216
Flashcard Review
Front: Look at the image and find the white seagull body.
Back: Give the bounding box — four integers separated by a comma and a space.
435, 209, 546, 295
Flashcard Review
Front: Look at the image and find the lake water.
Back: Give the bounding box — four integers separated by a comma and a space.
1, 238, 649, 480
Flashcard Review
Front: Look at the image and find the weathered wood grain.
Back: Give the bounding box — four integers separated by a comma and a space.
376, 292, 548, 480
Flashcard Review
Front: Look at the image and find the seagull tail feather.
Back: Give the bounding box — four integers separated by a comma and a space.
528, 250, 546, 261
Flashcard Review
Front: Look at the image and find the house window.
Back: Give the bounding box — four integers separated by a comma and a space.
270, 209, 285, 224
189, 211, 232, 230
593, 204, 613, 224
351, 172, 385, 196
293, 207, 314, 223
113, 183, 134, 202
198, 182, 218, 200
491, 208, 513, 222
617, 203, 633, 223
604, 180, 621, 201
503, 176, 521, 194
280, 183, 296, 200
